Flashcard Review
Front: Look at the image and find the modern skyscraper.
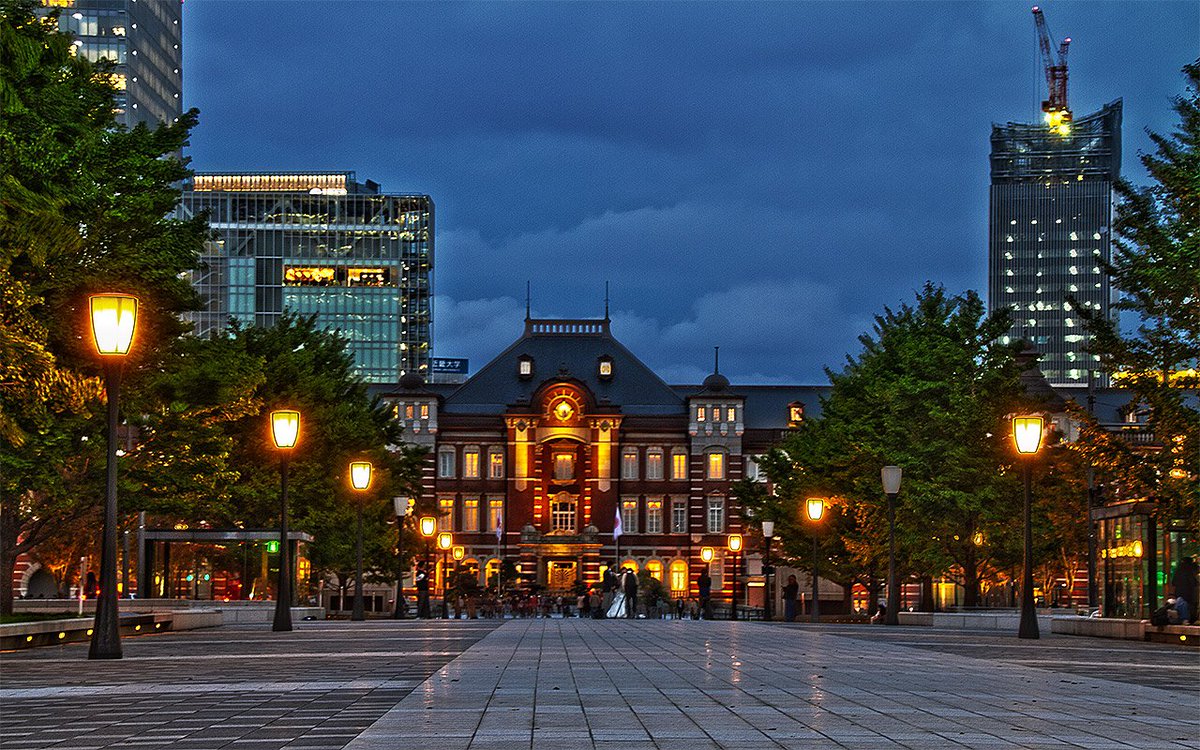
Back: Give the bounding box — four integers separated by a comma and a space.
177, 172, 434, 383
43, 0, 183, 129
988, 100, 1122, 385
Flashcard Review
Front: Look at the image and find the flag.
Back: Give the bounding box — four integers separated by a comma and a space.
613, 506, 623, 539
495, 508, 503, 542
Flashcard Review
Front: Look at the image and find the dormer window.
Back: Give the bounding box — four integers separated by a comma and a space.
788, 401, 805, 427
597, 355, 613, 380
518, 355, 534, 380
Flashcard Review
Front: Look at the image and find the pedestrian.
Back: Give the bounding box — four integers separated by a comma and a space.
697, 568, 712, 619
783, 574, 800, 622
601, 564, 619, 618
415, 566, 431, 619
623, 567, 639, 618
1171, 556, 1198, 625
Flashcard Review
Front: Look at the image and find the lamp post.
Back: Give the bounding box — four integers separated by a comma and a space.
270, 409, 300, 632
727, 534, 743, 621
419, 516, 436, 618
881, 466, 902, 626
87, 293, 138, 659
760, 521, 775, 621
438, 531, 453, 619
349, 461, 372, 622
452, 545, 465, 618
392, 497, 410, 619
806, 498, 826, 624
1013, 415, 1044, 639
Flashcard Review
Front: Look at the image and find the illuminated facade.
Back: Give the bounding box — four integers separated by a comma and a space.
177, 172, 433, 382
988, 100, 1122, 385
386, 316, 829, 604
42, 0, 182, 129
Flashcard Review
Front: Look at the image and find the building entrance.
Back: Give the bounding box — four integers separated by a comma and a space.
547, 560, 578, 594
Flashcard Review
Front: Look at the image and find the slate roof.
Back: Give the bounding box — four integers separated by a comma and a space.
438, 318, 685, 416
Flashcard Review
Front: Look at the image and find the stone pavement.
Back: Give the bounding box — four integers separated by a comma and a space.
2, 618, 1197, 750
0, 620, 499, 750
346, 619, 1199, 750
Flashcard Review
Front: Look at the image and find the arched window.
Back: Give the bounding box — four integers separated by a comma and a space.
645, 448, 664, 480
620, 559, 640, 573
646, 559, 664, 581
551, 493, 577, 533
706, 450, 725, 480
669, 560, 689, 594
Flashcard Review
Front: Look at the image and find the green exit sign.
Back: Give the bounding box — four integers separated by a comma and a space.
266, 541, 279, 554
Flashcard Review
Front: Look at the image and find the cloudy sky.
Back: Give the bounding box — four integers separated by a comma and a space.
183, 1, 1197, 384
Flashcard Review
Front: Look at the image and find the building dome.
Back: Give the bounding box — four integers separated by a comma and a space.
702, 371, 730, 392
399, 372, 425, 390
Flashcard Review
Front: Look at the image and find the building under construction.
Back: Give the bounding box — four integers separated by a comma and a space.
987, 8, 1122, 386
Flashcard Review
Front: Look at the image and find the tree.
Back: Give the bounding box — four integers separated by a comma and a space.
760, 284, 1028, 608
0, 0, 206, 613
1073, 61, 1199, 531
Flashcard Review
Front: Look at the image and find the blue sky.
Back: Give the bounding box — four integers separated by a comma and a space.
183, 1, 1197, 384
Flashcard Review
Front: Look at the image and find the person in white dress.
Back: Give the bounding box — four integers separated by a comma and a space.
607, 569, 628, 619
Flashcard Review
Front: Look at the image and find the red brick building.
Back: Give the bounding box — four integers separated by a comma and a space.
385, 316, 824, 605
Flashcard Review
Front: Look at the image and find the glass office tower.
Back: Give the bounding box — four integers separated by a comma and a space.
988, 100, 1122, 385
43, 0, 183, 129
177, 172, 433, 383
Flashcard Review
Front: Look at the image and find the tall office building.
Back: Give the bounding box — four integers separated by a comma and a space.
177, 172, 434, 383
43, 0, 183, 129
988, 100, 1122, 385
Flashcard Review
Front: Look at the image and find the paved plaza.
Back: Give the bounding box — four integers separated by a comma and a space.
1, 619, 1197, 750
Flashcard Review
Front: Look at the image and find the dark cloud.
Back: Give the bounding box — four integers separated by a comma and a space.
184, 1, 1198, 383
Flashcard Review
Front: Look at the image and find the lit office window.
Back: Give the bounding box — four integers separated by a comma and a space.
645, 449, 664, 480
706, 451, 725, 480
489, 449, 505, 479
463, 498, 480, 532
463, 448, 480, 479
671, 450, 688, 480
646, 499, 663, 534
621, 498, 639, 534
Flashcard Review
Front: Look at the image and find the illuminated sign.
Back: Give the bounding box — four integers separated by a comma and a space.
432, 358, 469, 374
1101, 541, 1143, 559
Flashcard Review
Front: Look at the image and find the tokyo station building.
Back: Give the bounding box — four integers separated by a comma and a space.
384, 316, 827, 603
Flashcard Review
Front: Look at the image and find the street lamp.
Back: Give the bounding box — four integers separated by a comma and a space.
728, 533, 743, 621
806, 498, 826, 624
418, 516, 436, 618
270, 409, 300, 632
392, 496, 410, 619
1013, 414, 1044, 639
438, 531, 453, 619
700, 546, 715, 564
87, 293, 138, 659
881, 465, 902, 626
349, 461, 372, 622
761, 521, 775, 621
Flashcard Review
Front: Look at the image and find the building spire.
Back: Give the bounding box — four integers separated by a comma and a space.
525, 281, 531, 322
604, 281, 610, 321
713, 346, 720, 374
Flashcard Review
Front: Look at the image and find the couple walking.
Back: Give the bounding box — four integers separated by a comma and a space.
604, 566, 639, 619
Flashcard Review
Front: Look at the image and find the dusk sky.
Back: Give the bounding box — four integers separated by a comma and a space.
183, 1, 1197, 384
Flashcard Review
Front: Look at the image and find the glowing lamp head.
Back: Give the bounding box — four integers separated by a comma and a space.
700, 546, 715, 564
452, 545, 465, 561
881, 465, 902, 495
806, 497, 826, 522
727, 534, 743, 553
89, 294, 138, 356
1013, 415, 1045, 455
437, 531, 453, 550
761, 520, 775, 538
270, 410, 300, 449
393, 496, 411, 517
349, 461, 372, 491
419, 516, 436, 537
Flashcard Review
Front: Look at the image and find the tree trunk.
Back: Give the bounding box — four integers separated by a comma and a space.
919, 575, 935, 612
867, 568, 880, 617
1, 504, 23, 616
963, 550, 980, 608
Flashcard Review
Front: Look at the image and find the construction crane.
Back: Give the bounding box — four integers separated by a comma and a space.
1032, 6, 1072, 135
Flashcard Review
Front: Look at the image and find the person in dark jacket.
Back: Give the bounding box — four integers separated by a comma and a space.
415, 566, 431, 619
698, 569, 712, 619
782, 574, 800, 622
1171, 556, 1198, 624
623, 568, 638, 618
